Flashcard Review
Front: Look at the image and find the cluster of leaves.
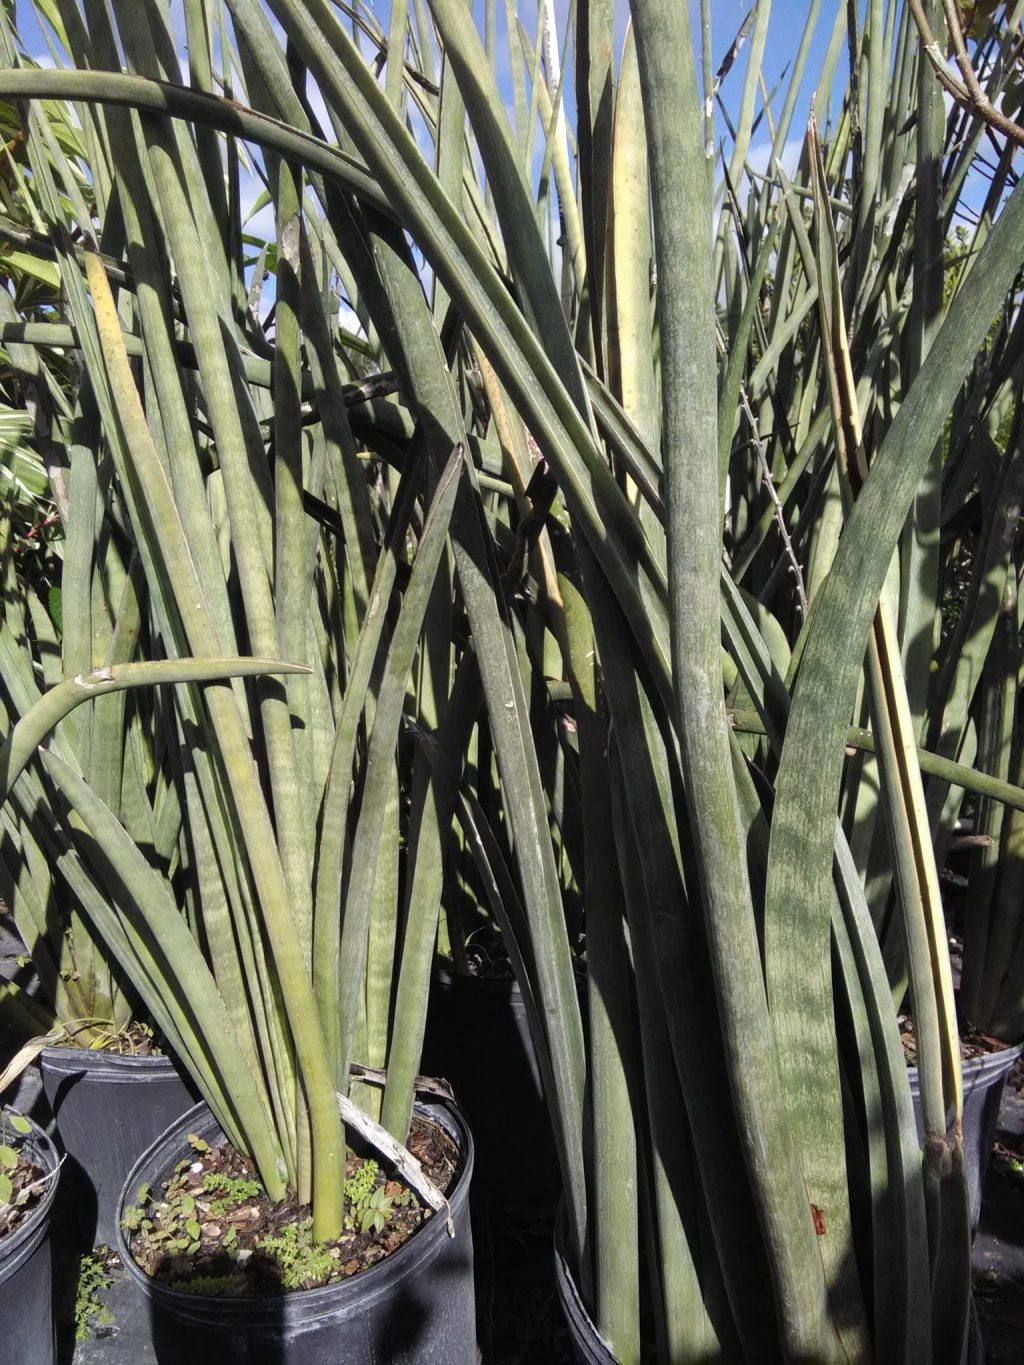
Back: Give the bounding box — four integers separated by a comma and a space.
199, 1169, 262, 1216
122, 1130, 422, 1296
123, 1134, 242, 1253
120, 1170, 203, 1260
0, 1113, 30, 1201
74, 1251, 114, 1343
118, 1186, 148, 1235
0, 1109, 38, 1229
342, 1155, 415, 1236
254, 1219, 339, 1291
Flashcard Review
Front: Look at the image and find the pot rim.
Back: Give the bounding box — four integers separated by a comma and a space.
115, 1095, 473, 1314
40, 1043, 184, 1082
433, 961, 586, 997
553, 1209, 618, 1365
433, 963, 523, 999
906, 1036, 1024, 1084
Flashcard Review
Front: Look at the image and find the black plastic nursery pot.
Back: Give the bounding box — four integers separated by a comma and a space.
0, 1107, 60, 1365
115, 1097, 477, 1365
421, 966, 561, 1212
908, 1040, 1023, 1236
554, 1226, 618, 1365
40, 1044, 197, 1249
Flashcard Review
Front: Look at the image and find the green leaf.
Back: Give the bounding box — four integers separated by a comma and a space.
0, 655, 314, 807
630, 4, 835, 1357
0, 248, 61, 289
0, 1144, 17, 1169
0, 1172, 12, 1203
764, 152, 1024, 1365
9, 1115, 30, 1135
47, 586, 61, 637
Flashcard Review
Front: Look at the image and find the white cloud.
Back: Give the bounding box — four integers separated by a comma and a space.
238, 173, 275, 241
745, 136, 804, 185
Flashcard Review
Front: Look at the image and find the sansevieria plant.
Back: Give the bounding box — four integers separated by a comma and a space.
1, 1, 1024, 1362
0, 0, 473, 1241
0, 71, 148, 1056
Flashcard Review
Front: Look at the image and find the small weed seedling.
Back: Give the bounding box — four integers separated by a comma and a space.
75, 1252, 114, 1342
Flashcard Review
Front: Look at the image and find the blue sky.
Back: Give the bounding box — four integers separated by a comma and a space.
443, 1, 848, 160
18, 3, 991, 258
4, 0, 879, 311
12, 3, 1000, 344
12, 1, 856, 176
